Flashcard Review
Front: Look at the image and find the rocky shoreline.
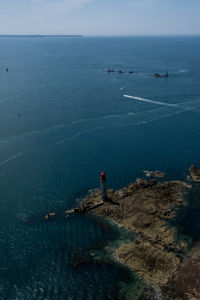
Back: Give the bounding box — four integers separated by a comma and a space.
65, 166, 200, 299
74, 179, 190, 285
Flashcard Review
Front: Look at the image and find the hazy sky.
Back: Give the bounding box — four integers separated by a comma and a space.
0, 0, 199, 36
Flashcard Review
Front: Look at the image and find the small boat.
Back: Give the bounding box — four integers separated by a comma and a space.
154, 71, 168, 78
107, 69, 114, 73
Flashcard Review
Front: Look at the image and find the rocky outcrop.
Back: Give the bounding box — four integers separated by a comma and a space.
117, 240, 180, 286
189, 165, 200, 183
77, 178, 191, 287
144, 170, 166, 178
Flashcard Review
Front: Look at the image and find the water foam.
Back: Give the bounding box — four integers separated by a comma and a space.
176, 69, 188, 74
123, 95, 178, 107
0, 152, 23, 166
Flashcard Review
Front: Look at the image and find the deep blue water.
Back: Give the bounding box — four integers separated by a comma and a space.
0, 36, 200, 299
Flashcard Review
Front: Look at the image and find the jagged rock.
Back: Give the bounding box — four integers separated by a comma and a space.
118, 190, 128, 198
189, 165, 200, 183
144, 170, 166, 178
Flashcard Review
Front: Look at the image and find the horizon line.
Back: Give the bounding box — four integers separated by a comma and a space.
0, 34, 200, 38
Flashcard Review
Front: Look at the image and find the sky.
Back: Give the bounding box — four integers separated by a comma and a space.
0, 0, 199, 36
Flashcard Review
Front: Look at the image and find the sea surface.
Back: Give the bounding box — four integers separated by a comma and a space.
0, 36, 200, 299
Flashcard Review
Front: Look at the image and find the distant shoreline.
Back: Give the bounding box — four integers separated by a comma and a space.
0, 35, 83, 38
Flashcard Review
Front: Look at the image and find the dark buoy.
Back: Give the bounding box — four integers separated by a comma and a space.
100, 171, 107, 200
6, 68, 8, 72
18, 112, 21, 118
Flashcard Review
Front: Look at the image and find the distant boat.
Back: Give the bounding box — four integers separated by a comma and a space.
118, 70, 124, 74
154, 71, 168, 78
107, 69, 114, 73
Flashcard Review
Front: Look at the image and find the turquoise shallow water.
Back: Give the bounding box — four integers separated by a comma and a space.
0, 36, 200, 299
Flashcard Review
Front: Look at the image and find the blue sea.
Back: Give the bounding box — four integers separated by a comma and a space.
0, 36, 200, 299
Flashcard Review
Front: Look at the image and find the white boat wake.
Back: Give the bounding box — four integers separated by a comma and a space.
123, 95, 178, 107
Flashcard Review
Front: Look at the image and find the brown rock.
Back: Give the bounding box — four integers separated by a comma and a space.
144, 170, 166, 178
189, 165, 200, 183
173, 243, 200, 299
74, 175, 191, 288
117, 240, 180, 286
